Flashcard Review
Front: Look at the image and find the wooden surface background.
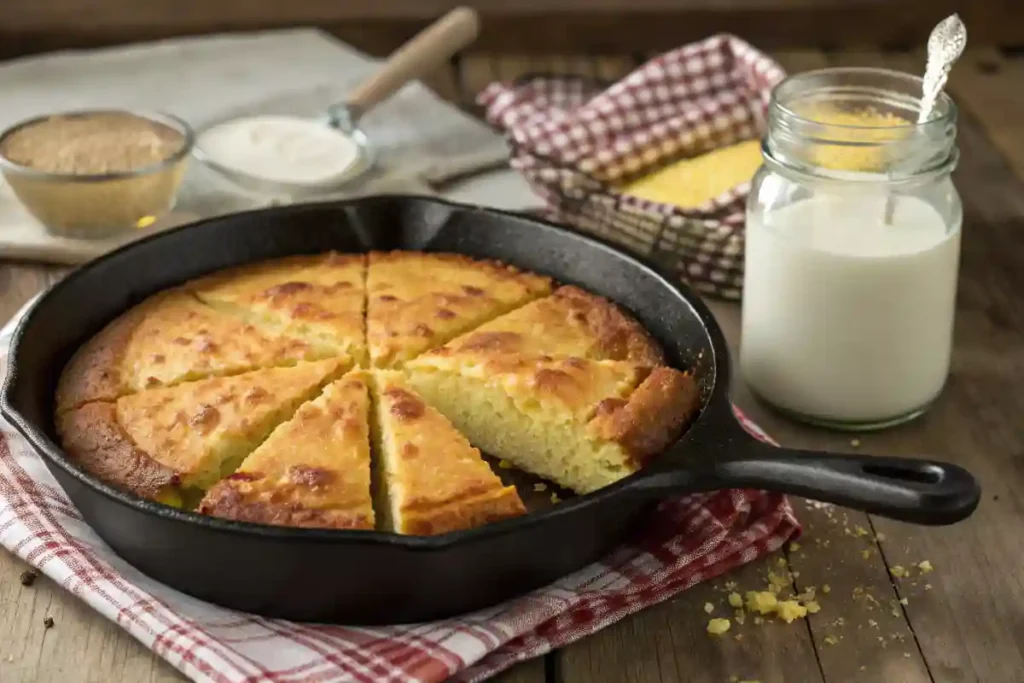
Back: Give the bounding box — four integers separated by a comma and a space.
1, 32, 1024, 683
1, 0, 1024, 58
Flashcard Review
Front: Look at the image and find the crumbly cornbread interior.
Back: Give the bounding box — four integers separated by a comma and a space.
55, 251, 700, 534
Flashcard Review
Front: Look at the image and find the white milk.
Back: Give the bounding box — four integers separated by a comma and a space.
196, 115, 361, 186
740, 194, 961, 424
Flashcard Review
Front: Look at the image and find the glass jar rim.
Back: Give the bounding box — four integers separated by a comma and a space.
770, 66, 957, 132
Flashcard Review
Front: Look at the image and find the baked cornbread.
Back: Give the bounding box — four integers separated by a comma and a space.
371, 371, 525, 535
56, 249, 698, 534
199, 370, 374, 529
57, 359, 347, 505
366, 251, 552, 367
425, 285, 664, 365
404, 353, 699, 493
56, 289, 325, 413
190, 252, 368, 365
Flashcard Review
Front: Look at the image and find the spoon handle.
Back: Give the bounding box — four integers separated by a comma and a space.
346, 7, 480, 120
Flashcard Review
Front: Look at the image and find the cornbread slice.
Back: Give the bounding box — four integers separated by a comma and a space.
57, 358, 348, 504
425, 285, 664, 364
199, 370, 374, 529
56, 290, 326, 413
366, 251, 552, 367
404, 354, 700, 493
621, 139, 763, 209
189, 252, 368, 365
371, 371, 525, 535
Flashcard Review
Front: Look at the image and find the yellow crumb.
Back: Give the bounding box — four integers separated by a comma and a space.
900, 598, 909, 606
728, 592, 744, 608
704, 602, 715, 614
775, 557, 788, 568
550, 492, 561, 504
532, 482, 547, 492
725, 581, 737, 591
822, 584, 831, 594
707, 618, 731, 635
862, 549, 873, 560
824, 635, 839, 646
890, 566, 908, 579
805, 601, 821, 614
789, 542, 801, 552
850, 438, 861, 448
498, 460, 513, 469
767, 571, 790, 594
734, 610, 746, 625
918, 560, 934, 574
854, 526, 870, 537
775, 600, 808, 624
135, 215, 157, 229
745, 591, 778, 615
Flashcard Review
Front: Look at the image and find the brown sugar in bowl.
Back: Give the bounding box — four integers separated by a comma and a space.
0, 110, 193, 238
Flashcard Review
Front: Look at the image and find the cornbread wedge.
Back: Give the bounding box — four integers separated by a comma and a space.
189, 252, 368, 365
56, 290, 325, 413
404, 354, 700, 493
199, 370, 374, 529
57, 359, 348, 504
425, 285, 664, 365
371, 371, 526, 534
366, 251, 551, 367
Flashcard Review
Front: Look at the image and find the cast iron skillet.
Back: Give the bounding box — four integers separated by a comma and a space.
0, 196, 980, 624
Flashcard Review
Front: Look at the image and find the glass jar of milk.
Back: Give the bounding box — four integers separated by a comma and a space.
741, 67, 961, 430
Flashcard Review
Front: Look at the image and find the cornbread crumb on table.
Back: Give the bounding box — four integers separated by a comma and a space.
706, 618, 731, 635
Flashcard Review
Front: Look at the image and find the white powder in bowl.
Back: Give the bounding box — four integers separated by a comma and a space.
196, 115, 361, 186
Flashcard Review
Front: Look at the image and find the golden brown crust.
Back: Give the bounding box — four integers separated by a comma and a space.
55, 304, 147, 412
589, 367, 701, 467
550, 286, 664, 364
198, 480, 373, 529
56, 402, 178, 500
399, 486, 526, 536
430, 284, 663, 366
196, 370, 374, 526
366, 250, 553, 367
369, 250, 542, 282
373, 370, 527, 535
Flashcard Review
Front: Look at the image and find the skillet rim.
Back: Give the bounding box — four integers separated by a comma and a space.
0, 194, 733, 550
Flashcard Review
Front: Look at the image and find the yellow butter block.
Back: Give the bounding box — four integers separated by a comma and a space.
621, 139, 763, 209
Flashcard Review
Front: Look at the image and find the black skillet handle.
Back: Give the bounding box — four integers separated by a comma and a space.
636, 436, 981, 526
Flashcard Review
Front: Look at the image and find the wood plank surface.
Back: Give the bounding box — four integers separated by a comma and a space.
3, 1, 1024, 58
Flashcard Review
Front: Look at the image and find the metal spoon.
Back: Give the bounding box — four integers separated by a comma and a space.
194, 7, 480, 197
918, 13, 967, 124
884, 13, 966, 224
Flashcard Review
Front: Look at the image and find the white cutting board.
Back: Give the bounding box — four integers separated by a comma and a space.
0, 28, 541, 265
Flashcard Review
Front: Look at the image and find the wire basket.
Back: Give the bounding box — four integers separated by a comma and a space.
479, 35, 786, 300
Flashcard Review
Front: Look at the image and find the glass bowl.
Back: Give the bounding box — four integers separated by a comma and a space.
0, 109, 194, 239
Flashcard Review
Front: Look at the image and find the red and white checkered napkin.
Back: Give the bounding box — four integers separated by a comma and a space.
478, 35, 786, 300
0, 304, 799, 683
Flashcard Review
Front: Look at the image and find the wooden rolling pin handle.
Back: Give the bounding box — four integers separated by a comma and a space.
346, 7, 480, 117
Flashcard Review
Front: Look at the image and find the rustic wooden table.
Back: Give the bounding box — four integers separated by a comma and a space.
2, 47, 1022, 683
